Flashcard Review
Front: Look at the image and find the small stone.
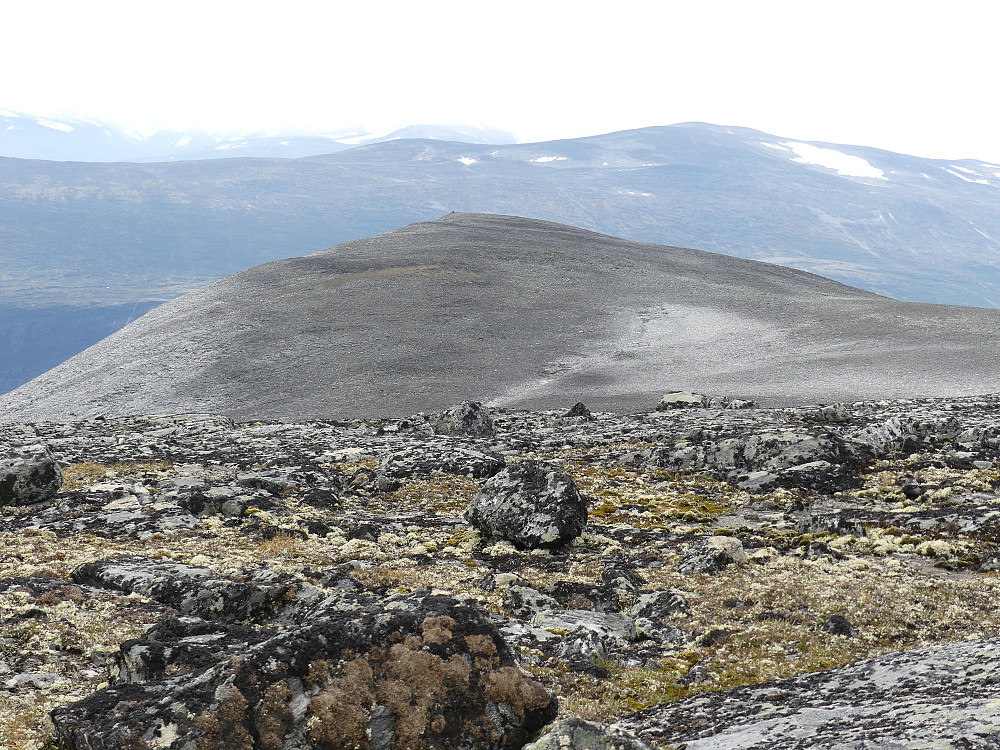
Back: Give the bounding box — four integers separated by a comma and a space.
822, 614, 857, 637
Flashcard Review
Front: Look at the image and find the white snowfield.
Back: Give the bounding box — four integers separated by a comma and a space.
36, 118, 74, 133
782, 141, 886, 180
944, 166, 991, 185
530, 155, 567, 163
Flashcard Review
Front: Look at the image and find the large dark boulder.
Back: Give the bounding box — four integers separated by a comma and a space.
429, 401, 497, 438
50, 590, 557, 750
0, 443, 62, 507
465, 461, 587, 549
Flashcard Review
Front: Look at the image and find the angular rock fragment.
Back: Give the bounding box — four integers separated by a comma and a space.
503, 586, 560, 620
50, 590, 557, 750
111, 615, 274, 684
564, 402, 593, 418
0, 444, 62, 506
533, 610, 637, 668
797, 403, 853, 424
465, 461, 587, 549
678, 536, 748, 575
525, 718, 656, 750
856, 415, 963, 457
71, 556, 318, 623
630, 589, 691, 620
429, 400, 497, 437
381, 439, 506, 479
643, 427, 868, 493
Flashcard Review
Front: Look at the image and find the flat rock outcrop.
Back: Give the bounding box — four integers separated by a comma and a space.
616, 636, 1000, 748
527, 718, 654, 749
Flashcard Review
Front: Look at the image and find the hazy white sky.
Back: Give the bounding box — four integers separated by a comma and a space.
2, 0, 998, 161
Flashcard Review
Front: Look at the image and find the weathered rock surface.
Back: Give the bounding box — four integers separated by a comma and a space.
616, 636, 1000, 749
465, 461, 588, 549
0, 443, 62, 506
50, 581, 557, 750
381, 439, 506, 480
526, 718, 655, 750
657, 391, 709, 409
678, 535, 749, 575
429, 401, 497, 438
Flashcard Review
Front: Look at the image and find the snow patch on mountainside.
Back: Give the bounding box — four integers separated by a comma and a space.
37, 118, 74, 133
783, 142, 886, 180
944, 167, 990, 185
457, 157, 477, 166
531, 156, 567, 163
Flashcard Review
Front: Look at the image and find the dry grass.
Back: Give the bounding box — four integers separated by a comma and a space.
60, 461, 175, 491
8, 440, 1000, 748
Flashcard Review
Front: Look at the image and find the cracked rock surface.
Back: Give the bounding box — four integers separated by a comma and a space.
4, 395, 1000, 748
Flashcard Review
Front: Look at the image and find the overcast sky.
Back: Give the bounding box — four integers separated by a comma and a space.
2, 0, 997, 162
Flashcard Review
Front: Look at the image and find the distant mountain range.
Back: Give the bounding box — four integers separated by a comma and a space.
2, 121, 999, 396
0, 108, 515, 161
6, 214, 999, 423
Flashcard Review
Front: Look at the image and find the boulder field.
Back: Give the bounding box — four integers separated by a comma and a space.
4, 396, 1000, 748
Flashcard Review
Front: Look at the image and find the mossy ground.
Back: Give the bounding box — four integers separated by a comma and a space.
5, 441, 1000, 749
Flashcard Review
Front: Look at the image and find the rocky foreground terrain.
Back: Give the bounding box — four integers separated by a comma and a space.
4, 395, 1000, 748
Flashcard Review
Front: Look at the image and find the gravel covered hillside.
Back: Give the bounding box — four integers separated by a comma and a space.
4, 214, 1000, 424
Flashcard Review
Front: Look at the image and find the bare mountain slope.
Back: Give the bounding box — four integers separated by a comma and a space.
2, 213, 998, 423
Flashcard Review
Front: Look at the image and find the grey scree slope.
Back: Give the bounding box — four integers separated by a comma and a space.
2, 212, 999, 423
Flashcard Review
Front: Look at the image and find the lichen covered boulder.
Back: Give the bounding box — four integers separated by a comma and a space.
465, 460, 587, 549
49, 589, 557, 750
0, 443, 62, 507
429, 401, 496, 437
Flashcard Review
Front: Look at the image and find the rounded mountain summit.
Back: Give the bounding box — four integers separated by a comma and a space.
2, 213, 999, 423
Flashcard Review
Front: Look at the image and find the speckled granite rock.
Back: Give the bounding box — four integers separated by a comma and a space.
429, 401, 497, 438
465, 461, 588, 549
0, 443, 62, 506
